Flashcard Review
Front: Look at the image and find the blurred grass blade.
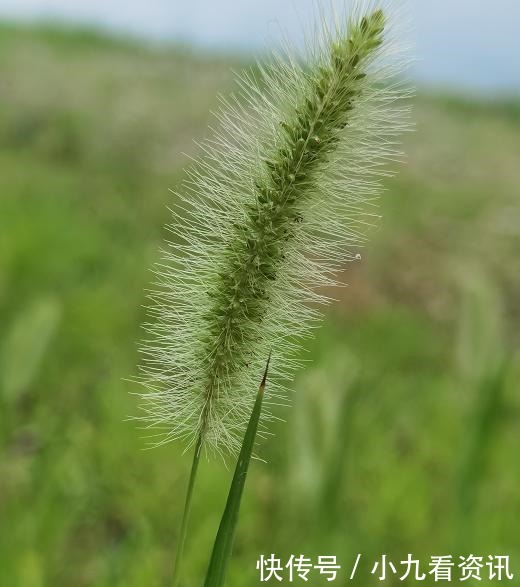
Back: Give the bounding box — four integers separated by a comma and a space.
1, 297, 61, 402
456, 361, 508, 540
203, 353, 271, 587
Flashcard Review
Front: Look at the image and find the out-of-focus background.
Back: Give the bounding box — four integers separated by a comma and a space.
0, 1, 519, 586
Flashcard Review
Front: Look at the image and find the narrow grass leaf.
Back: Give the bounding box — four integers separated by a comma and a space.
203, 354, 271, 587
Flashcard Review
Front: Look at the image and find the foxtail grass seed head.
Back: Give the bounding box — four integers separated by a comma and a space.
137, 2, 412, 454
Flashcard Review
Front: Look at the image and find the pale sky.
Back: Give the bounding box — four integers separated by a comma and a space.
1, 0, 519, 94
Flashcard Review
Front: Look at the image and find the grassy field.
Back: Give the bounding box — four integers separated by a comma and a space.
0, 22, 519, 587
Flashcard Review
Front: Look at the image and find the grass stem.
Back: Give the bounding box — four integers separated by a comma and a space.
172, 431, 203, 587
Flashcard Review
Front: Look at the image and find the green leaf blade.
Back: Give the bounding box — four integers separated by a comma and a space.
203, 354, 271, 587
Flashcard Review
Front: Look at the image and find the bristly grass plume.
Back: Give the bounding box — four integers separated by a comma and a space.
137, 1, 412, 455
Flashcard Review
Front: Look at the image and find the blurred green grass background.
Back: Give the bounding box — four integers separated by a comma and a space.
0, 23, 519, 587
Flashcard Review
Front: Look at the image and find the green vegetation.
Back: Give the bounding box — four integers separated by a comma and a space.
0, 22, 519, 587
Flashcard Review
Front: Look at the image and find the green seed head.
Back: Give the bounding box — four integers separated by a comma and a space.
137, 3, 412, 454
